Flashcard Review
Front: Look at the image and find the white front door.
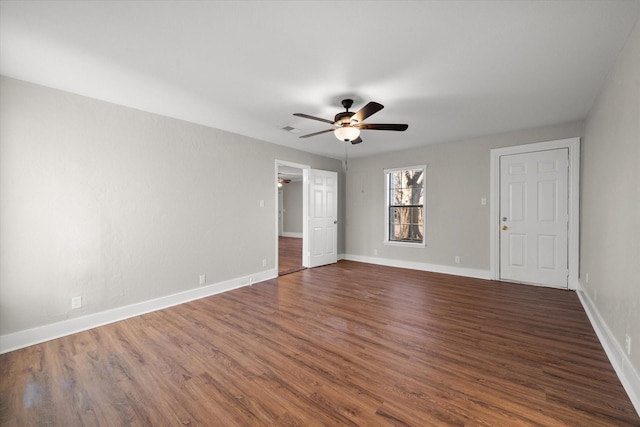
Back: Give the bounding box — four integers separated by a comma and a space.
500, 148, 569, 288
307, 169, 338, 268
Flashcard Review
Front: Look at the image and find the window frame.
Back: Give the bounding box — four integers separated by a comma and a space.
384, 165, 427, 248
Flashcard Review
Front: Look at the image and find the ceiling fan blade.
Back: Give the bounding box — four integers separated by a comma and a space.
358, 123, 408, 131
350, 136, 363, 145
293, 113, 335, 125
299, 128, 335, 138
351, 101, 384, 124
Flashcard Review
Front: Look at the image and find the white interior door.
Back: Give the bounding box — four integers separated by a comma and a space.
500, 148, 569, 288
307, 169, 338, 268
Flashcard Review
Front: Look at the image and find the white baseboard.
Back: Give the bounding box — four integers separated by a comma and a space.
0, 268, 277, 354
576, 284, 640, 416
280, 232, 302, 238
343, 254, 491, 280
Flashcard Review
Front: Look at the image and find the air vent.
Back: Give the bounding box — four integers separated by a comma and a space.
282, 126, 301, 134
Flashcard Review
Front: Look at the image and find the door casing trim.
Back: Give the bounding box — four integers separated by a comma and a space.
489, 137, 580, 290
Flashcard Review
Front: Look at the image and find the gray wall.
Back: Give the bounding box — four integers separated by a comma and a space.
345, 122, 584, 271
0, 76, 343, 335
282, 180, 303, 235
581, 21, 639, 371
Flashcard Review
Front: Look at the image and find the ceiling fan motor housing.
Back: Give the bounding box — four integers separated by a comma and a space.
334, 111, 355, 126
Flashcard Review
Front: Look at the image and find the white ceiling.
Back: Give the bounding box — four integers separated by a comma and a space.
1, 1, 639, 160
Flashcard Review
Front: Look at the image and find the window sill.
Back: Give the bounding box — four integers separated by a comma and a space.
384, 240, 426, 248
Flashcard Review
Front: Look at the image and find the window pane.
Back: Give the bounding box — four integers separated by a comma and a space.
389, 206, 424, 242
389, 169, 424, 206
390, 171, 403, 188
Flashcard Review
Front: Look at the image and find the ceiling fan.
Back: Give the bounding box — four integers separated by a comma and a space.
277, 176, 291, 187
293, 99, 408, 144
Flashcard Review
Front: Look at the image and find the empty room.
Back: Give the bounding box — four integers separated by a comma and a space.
1, 1, 639, 425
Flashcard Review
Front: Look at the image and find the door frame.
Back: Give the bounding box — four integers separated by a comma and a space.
489, 137, 580, 290
275, 160, 310, 271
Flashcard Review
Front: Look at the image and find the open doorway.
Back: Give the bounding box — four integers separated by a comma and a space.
276, 161, 308, 276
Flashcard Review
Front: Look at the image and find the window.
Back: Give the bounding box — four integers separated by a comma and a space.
385, 166, 426, 246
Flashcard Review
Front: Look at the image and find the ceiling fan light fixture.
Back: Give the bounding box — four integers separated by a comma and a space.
334, 126, 360, 142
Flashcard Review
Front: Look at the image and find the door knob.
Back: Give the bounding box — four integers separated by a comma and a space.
502, 225, 508, 230
334, 220, 338, 224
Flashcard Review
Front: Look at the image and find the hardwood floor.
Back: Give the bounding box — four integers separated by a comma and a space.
278, 236, 304, 276
1, 261, 638, 426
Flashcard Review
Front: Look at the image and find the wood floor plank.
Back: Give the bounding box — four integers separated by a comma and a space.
278, 236, 304, 276
1, 260, 638, 426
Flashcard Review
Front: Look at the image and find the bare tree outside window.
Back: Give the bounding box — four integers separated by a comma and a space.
387, 167, 425, 243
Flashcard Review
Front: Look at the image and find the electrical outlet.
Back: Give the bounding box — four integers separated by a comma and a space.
625, 334, 631, 356
454, 256, 461, 264
585, 272, 589, 284
199, 274, 206, 285
374, 249, 378, 256
71, 296, 82, 310
262, 259, 267, 267
481, 197, 487, 205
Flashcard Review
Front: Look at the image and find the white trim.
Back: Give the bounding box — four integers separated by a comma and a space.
280, 232, 303, 238
490, 137, 580, 290
577, 284, 640, 416
0, 268, 277, 354
383, 165, 427, 174
344, 254, 491, 280
302, 168, 310, 267
383, 240, 427, 248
